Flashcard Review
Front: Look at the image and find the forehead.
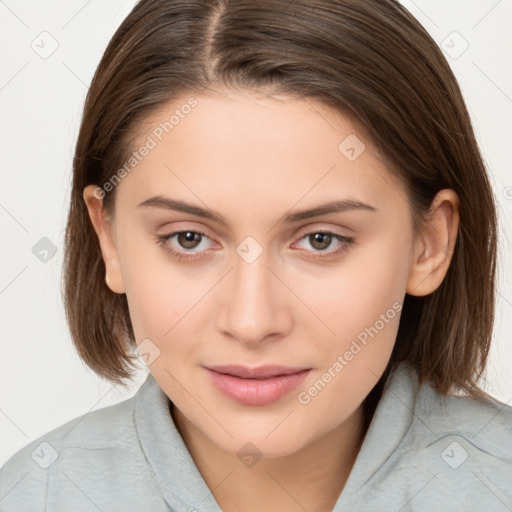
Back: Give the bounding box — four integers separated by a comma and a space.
116, 89, 405, 220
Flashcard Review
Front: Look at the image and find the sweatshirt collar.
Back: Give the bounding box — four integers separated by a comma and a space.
135, 363, 420, 510
135, 372, 223, 511
333, 362, 421, 508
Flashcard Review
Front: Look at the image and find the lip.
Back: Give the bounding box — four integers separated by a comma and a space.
204, 365, 311, 406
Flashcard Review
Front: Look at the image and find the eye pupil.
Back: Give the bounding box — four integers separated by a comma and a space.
178, 231, 201, 249
310, 233, 331, 250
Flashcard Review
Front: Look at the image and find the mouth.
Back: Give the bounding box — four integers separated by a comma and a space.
204, 365, 312, 405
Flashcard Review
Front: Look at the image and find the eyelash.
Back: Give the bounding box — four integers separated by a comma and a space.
155, 229, 355, 262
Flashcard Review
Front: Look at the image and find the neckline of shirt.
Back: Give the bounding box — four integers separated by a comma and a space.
134, 362, 422, 510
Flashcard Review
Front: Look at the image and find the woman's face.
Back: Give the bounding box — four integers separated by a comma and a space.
93, 89, 420, 457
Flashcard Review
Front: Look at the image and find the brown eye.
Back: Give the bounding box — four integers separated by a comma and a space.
156, 229, 214, 261
308, 233, 333, 251
176, 231, 202, 249
293, 231, 355, 260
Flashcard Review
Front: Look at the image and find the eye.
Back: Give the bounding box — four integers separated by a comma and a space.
156, 229, 355, 262
293, 231, 355, 259
156, 230, 214, 261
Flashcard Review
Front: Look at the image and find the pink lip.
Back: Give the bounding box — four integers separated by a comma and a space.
205, 365, 311, 406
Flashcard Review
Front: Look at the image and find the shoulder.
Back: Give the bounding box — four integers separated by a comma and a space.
414, 379, 512, 459
393, 375, 512, 508
0, 387, 140, 510
382, 364, 512, 459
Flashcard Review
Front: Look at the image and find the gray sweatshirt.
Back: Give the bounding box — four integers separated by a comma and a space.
1, 362, 511, 511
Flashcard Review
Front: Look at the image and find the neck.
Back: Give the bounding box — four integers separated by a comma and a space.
171, 403, 366, 512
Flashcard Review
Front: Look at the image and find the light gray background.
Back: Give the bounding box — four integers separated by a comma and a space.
1, 0, 511, 467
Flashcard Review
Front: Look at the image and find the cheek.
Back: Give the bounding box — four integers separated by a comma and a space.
298, 240, 408, 344
293, 248, 407, 429
116, 238, 198, 344
125, 278, 201, 349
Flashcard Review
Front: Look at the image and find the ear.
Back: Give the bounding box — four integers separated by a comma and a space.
406, 189, 460, 296
83, 185, 126, 294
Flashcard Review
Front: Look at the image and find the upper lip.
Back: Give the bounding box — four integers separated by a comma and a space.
205, 365, 310, 379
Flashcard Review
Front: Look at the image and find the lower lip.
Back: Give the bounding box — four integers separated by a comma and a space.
205, 368, 311, 406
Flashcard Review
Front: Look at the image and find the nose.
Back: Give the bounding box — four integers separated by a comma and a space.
216, 249, 293, 347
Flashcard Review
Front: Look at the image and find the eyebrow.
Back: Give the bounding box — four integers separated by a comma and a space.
137, 195, 377, 226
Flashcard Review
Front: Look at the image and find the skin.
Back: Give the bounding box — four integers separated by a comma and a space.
83, 88, 460, 512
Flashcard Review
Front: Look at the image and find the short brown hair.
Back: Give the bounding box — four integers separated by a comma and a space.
63, 0, 498, 412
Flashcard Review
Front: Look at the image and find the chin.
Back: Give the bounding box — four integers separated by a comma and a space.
214, 429, 309, 461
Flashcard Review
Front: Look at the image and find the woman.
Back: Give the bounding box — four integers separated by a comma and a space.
1, 1, 510, 510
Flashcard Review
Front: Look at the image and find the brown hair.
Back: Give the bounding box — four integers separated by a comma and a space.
63, 0, 498, 414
